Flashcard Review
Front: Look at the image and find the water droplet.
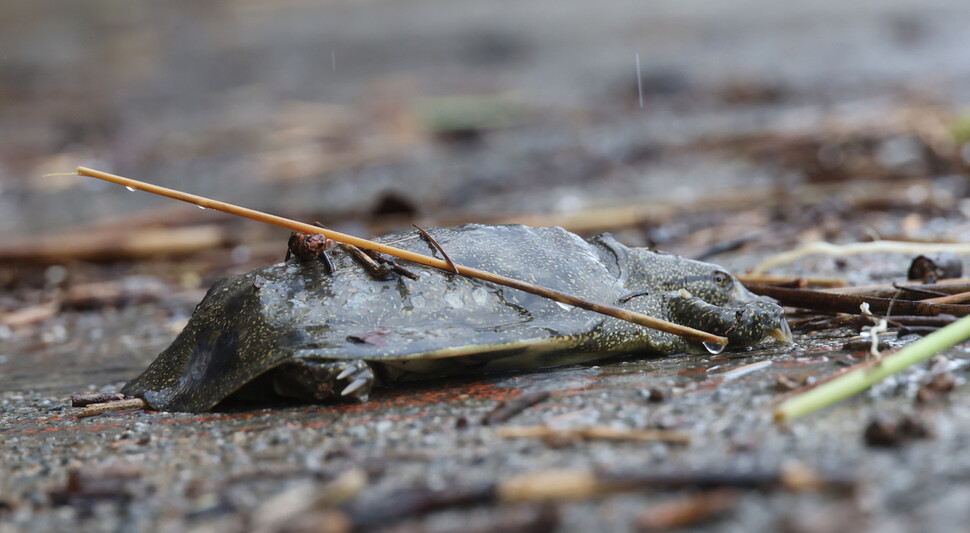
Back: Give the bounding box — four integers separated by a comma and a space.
197, 205, 206, 210
125, 186, 136, 192
702, 341, 725, 355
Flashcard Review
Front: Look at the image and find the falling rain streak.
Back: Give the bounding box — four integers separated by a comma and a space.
636, 53, 643, 109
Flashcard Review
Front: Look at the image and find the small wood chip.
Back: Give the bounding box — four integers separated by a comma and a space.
76, 398, 148, 418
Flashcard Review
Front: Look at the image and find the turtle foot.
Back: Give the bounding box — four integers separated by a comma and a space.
271, 359, 374, 404
335, 361, 374, 402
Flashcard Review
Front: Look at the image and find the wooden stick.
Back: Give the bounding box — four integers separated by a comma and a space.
734, 273, 848, 288
744, 283, 970, 317
76, 398, 148, 418
924, 290, 970, 305
817, 279, 970, 297
74, 167, 727, 345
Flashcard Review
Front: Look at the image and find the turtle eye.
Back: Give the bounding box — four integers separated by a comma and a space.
713, 271, 731, 288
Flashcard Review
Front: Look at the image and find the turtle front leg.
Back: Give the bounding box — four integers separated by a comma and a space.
666, 290, 791, 348
271, 359, 375, 403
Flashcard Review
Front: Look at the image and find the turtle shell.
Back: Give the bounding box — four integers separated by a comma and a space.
122, 224, 768, 411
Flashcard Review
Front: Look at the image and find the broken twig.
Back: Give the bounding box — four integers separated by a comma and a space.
76, 398, 148, 418
74, 167, 728, 346
744, 284, 970, 317
413, 224, 459, 274
482, 391, 551, 425
71, 392, 126, 407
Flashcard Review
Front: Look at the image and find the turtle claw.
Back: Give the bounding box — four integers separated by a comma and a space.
336, 365, 358, 381
333, 361, 374, 402
341, 378, 372, 400
270, 359, 374, 403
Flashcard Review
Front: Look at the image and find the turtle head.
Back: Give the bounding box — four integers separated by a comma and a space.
627, 251, 759, 307
671, 290, 793, 348
684, 267, 761, 307
672, 265, 791, 346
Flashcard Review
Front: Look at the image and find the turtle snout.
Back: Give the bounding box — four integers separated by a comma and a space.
728, 301, 792, 347
769, 316, 793, 344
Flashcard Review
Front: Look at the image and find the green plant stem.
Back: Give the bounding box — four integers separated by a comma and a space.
775, 314, 970, 422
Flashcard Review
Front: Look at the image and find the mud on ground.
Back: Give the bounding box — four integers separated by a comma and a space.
4, 1, 970, 532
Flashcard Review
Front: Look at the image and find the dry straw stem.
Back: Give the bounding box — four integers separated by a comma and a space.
774, 313, 970, 422
74, 166, 727, 346
496, 425, 692, 444
754, 240, 970, 274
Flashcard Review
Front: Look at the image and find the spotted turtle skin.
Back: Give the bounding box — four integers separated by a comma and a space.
122, 224, 787, 412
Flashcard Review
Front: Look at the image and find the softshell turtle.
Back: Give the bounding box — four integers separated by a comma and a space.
122, 224, 790, 412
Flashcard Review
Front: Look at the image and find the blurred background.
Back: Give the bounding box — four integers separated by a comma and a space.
3, 0, 970, 312
5, 4, 970, 530
3, 0, 970, 247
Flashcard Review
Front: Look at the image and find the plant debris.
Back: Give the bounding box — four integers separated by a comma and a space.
481, 391, 551, 425
344, 465, 852, 528
636, 490, 738, 531
907, 253, 962, 283
496, 425, 692, 445
49, 464, 146, 516
75, 398, 149, 418
864, 412, 935, 448
70, 392, 126, 407
915, 372, 956, 404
